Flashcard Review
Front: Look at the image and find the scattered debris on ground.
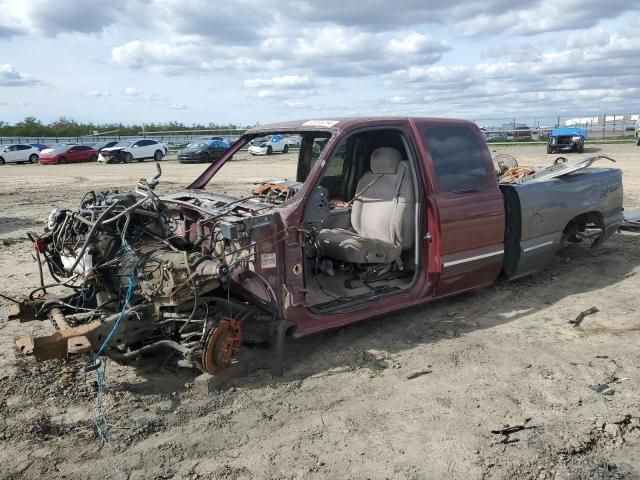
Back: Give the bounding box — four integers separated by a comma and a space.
570, 306, 600, 327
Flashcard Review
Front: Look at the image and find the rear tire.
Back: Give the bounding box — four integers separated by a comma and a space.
154, 150, 164, 161
29, 154, 38, 163
59, 157, 67, 165
283, 144, 289, 153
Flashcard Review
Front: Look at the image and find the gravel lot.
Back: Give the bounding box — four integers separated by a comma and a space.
1, 143, 640, 479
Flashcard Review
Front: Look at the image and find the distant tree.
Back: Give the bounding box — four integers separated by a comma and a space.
14, 116, 44, 136
0, 118, 251, 137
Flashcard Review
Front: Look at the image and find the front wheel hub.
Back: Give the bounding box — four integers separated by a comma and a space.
201, 319, 241, 374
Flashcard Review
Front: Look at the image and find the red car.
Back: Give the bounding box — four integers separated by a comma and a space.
39, 145, 98, 165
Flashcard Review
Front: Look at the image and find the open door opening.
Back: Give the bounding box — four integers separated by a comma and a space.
301, 128, 420, 311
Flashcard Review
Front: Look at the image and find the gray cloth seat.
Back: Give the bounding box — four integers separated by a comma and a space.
318, 147, 415, 264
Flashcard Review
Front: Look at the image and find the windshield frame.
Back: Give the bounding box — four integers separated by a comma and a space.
188, 130, 335, 191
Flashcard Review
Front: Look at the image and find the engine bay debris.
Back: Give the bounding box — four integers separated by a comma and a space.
7, 165, 279, 374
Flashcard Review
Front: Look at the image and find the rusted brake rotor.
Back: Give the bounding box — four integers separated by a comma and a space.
201, 319, 241, 374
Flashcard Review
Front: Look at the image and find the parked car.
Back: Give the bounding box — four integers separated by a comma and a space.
177, 140, 229, 163
0, 144, 40, 165
512, 125, 532, 137
547, 127, 587, 154
12, 117, 623, 377
41, 143, 79, 154
285, 135, 301, 147
39, 144, 98, 165
248, 134, 288, 155
483, 130, 508, 142
29, 143, 48, 151
635, 119, 640, 146
202, 135, 238, 146
98, 139, 167, 163
92, 141, 119, 152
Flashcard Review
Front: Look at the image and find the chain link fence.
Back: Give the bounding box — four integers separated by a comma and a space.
473, 113, 639, 142
1, 113, 639, 146
0, 129, 247, 147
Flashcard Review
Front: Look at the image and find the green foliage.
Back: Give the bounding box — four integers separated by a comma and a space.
0, 117, 252, 137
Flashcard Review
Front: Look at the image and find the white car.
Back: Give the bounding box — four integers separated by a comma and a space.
98, 139, 167, 163
248, 134, 289, 155
0, 144, 40, 165
284, 135, 301, 147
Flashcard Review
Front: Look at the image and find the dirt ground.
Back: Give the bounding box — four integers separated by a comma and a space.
1, 143, 640, 479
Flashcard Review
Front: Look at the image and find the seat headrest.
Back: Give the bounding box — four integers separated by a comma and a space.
370, 147, 402, 174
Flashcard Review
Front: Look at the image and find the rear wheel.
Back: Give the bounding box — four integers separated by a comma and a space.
154, 150, 164, 161
283, 144, 289, 153
267, 146, 273, 155
58, 157, 67, 165
29, 154, 38, 163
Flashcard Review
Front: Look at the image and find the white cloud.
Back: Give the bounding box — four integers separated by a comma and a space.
167, 103, 187, 110
85, 90, 110, 97
285, 100, 307, 109
0, 0, 130, 36
2, 0, 640, 123
457, 0, 640, 36
384, 26, 640, 116
123, 87, 143, 97
245, 75, 315, 89
0, 64, 41, 86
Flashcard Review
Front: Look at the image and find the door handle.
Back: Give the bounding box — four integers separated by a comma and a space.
424, 232, 432, 243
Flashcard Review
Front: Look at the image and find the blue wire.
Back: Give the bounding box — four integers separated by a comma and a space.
90, 245, 137, 443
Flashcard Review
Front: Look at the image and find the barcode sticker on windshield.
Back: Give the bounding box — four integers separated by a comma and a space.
261, 253, 277, 269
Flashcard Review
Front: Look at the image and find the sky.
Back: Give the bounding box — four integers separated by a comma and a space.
0, 0, 639, 126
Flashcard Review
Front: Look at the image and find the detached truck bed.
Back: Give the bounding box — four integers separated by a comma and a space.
501, 167, 623, 279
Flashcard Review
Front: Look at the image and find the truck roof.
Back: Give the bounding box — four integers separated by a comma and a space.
246, 117, 477, 135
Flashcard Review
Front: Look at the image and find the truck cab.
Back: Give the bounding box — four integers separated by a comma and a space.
189, 117, 622, 338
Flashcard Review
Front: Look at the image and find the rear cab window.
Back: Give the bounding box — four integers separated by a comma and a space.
423, 126, 488, 193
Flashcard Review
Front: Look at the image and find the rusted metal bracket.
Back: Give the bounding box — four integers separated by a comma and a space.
13, 304, 157, 362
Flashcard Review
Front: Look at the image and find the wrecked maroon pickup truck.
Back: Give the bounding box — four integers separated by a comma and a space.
9, 117, 623, 376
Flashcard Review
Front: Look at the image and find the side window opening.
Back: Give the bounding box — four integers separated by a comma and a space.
423, 126, 488, 193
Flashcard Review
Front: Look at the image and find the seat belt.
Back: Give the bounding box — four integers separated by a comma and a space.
346, 174, 383, 207
389, 162, 407, 246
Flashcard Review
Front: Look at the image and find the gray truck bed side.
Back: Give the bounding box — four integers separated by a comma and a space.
500, 167, 623, 279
